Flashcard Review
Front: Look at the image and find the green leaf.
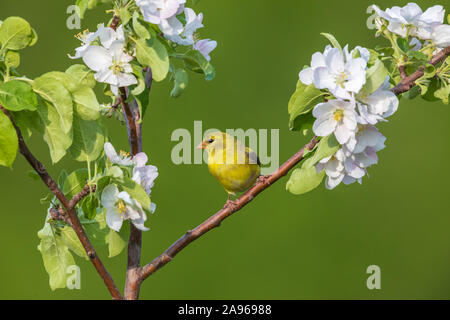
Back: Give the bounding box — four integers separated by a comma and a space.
63, 169, 89, 200
72, 86, 101, 121
434, 85, 450, 104
82, 195, 98, 220
132, 12, 151, 40
106, 229, 126, 258
171, 68, 189, 98
65, 64, 96, 89
60, 226, 88, 259
0, 17, 33, 50
308, 135, 340, 167
58, 170, 69, 189
35, 101, 73, 163
288, 81, 325, 131
5, 50, 20, 69
183, 50, 216, 81
0, 80, 37, 111
421, 77, 441, 102
80, 210, 110, 246
134, 37, 169, 82
290, 111, 315, 136
359, 59, 388, 96
407, 50, 428, 62
68, 116, 105, 162
37, 219, 77, 291
0, 110, 18, 167
396, 38, 409, 53
33, 73, 74, 134
121, 177, 151, 212
320, 33, 343, 53
286, 162, 326, 195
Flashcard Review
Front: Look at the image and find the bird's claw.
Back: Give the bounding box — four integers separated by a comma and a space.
256, 175, 271, 187
224, 200, 239, 211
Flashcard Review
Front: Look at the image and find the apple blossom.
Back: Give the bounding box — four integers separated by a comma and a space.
299, 45, 333, 86
194, 39, 217, 62
372, 3, 445, 40
101, 184, 149, 232
356, 77, 399, 125
98, 24, 125, 49
312, 99, 358, 145
135, 0, 186, 36
104, 142, 146, 167
166, 8, 204, 45
69, 29, 99, 59
313, 47, 367, 100
431, 24, 450, 48
82, 41, 137, 95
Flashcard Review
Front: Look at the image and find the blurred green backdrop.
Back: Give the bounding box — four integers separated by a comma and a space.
0, 0, 449, 300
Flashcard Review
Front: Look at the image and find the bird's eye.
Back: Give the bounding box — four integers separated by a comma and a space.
208, 139, 214, 144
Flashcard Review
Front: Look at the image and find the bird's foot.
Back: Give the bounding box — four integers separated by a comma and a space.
256, 175, 271, 187
224, 199, 239, 212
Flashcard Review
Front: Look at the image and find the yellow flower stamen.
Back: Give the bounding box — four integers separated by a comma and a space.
335, 71, 349, 88
333, 109, 344, 122
119, 150, 130, 157
117, 201, 126, 216
75, 29, 90, 42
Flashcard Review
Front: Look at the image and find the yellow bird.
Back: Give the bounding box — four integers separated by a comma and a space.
197, 132, 261, 203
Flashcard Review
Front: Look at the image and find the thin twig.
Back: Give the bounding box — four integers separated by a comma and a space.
136, 46, 450, 286
399, 64, 407, 79
68, 184, 96, 209
0, 106, 123, 300
392, 46, 450, 95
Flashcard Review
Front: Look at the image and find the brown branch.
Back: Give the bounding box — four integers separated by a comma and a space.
68, 184, 96, 209
138, 137, 320, 281
0, 106, 123, 300
399, 64, 407, 79
135, 45, 450, 287
392, 46, 450, 95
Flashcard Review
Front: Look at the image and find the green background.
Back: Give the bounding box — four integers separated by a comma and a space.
1, 0, 449, 299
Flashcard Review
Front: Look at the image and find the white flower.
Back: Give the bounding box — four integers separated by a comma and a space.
372, 3, 444, 40
431, 24, 450, 48
166, 8, 204, 45
131, 152, 159, 196
410, 37, 422, 51
346, 124, 386, 154
98, 24, 125, 49
104, 142, 147, 167
136, 0, 186, 36
316, 126, 386, 190
313, 48, 367, 100
312, 99, 358, 145
299, 45, 333, 86
344, 45, 371, 63
356, 77, 399, 125
101, 185, 149, 232
69, 30, 99, 59
194, 39, 217, 62
83, 41, 137, 95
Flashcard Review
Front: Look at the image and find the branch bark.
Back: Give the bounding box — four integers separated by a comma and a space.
0, 106, 123, 300
392, 46, 450, 95
134, 45, 450, 288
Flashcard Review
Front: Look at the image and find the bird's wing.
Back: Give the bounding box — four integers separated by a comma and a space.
245, 147, 261, 166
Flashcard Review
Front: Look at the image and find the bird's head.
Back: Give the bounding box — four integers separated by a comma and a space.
196, 132, 227, 153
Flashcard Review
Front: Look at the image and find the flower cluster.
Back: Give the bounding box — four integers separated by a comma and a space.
300, 43, 398, 190
70, 25, 136, 95
101, 143, 158, 232
372, 3, 449, 49
69, 1, 217, 96
135, 0, 217, 60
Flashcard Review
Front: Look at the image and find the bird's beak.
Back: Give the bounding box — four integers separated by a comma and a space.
196, 141, 207, 150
